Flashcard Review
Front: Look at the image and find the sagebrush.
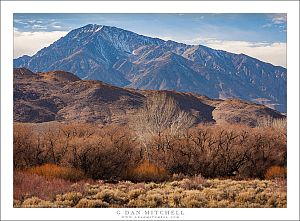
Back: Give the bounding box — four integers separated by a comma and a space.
14, 172, 287, 208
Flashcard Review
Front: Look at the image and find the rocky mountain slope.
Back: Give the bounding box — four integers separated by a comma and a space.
14, 24, 287, 113
14, 68, 284, 127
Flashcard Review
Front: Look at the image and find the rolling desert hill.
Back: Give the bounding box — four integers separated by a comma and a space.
14, 24, 287, 113
14, 68, 284, 127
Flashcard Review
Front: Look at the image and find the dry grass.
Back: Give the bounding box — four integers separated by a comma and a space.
25, 164, 86, 182
13, 122, 287, 208
13, 171, 91, 202
265, 166, 287, 180
125, 160, 168, 182
14, 176, 287, 208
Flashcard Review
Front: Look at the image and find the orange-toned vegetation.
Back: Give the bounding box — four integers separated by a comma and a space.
14, 122, 286, 181
14, 123, 141, 180
124, 160, 168, 182
25, 164, 86, 182
13, 122, 287, 208
265, 166, 287, 180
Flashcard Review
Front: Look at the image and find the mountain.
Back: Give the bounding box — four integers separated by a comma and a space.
13, 68, 284, 127
14, 24, 287, 112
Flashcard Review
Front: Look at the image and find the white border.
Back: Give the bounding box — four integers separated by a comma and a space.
1, 1, 299, 220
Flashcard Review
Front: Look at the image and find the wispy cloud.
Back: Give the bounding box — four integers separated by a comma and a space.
14, 19, 28, 25
261, 14, 287, 30
32, 24, 48, 30
261, 23, 272, 28
150, 35, 176, 42
14, 18, 66, 31
52, 25, 62, 29
50, 21, 63, 29
198, 39, 286, 67
28, 20, 37, 24
13, 13, 287, 67
14, 30, 67, 58
271, 14, 287, 24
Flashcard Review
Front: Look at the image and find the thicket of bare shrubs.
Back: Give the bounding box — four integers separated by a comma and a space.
13, 94, 287, 208
14, 123, 141, 180
14, 122, 286, 181
141, 125, 286, 179
14, 94, 286, 181
129, 93, 286, 180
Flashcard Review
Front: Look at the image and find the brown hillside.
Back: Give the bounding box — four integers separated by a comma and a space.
13, 68, 285, 126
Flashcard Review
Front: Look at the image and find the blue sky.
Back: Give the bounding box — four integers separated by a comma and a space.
13, 13, 287, 67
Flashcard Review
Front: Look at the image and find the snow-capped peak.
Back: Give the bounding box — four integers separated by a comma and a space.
81, 24, 103, 33
94, 26, 103, 32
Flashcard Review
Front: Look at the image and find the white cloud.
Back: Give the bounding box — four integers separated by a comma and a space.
187, 38, 286, 68
14, 19, 28, 25
261, 14, 287, 29
27, 20, 37, 24
261, 23, 272, 28
50, 22, 63, 29
52, 25, 62, 29
272, 14, 287, 24
31, 24, 48, 30
49, 21, 63, 29
154, 36, 176, 41
13, 30, 286, 68
14, 30, 68, 58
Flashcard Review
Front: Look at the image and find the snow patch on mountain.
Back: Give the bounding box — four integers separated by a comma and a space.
13, 24, 287, 112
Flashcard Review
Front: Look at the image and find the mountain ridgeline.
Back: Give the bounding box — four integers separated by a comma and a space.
14, 68, 284, 127
14, 24, 287, 112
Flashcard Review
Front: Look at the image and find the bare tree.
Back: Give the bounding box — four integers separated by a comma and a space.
131, 93, 196, 160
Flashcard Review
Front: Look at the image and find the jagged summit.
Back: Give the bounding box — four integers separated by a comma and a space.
14, 24, 287, 112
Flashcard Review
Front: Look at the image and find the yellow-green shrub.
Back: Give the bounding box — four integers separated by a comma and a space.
75, 199, 109, 208
95, 189, 127, 205
22, 197, 55, 208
